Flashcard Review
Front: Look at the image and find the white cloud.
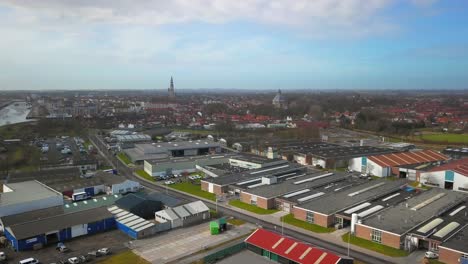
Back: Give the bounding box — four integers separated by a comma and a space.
1, 0, 394, 36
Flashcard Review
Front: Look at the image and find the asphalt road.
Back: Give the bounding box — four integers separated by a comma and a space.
89, 134, 395, 264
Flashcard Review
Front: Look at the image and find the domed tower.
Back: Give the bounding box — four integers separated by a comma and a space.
272, 89, 287, 109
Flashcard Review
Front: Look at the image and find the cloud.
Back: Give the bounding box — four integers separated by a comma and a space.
1, 0, 394, 37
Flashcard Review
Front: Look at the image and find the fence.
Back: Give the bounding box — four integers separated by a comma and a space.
203, 242, 246, 264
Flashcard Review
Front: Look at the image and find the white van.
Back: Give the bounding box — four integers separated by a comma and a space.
18, 258, 39, 264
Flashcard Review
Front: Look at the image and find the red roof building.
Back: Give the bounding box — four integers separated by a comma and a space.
429, 158, 468, 176
245, 228, 348, 264
368, 150, 448, 168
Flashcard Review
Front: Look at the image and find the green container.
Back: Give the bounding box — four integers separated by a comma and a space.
210, 221, 220, 235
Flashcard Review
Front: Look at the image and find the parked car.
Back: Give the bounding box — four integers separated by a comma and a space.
97, 248, 110, 255
68, 257, 80, 264
0, 252, 5, 261
425, 251, 439, 259
164, 180, 175, 185
79, 255, 90, 262
18, 258, 39, 264
56, 242, 69, 252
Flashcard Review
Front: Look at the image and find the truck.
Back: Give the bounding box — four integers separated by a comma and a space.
72, 191, 89, 202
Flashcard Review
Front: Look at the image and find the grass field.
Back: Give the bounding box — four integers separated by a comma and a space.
135, 169, 155, 182
420, 133, 468, 144
98, 251, 149, 264
341, 233, 409, 257
228, 200, 279, 215
170, 182, 216, 201
117, 152, 132, 165
281, 214, 335, 233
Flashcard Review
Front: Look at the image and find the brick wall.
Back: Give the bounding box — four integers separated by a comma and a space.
240, 192, 251, 204
201, 181, 209, 192
292, 207, 332, 227
213, 184, 223, 195
355, 224, 401, 249
257, 197, 275, 209
439, 247, 464, 264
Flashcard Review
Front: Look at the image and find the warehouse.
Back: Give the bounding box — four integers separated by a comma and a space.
245, 228, 352, 264
438, 225, 468, 264
115, 134, 152, 143
354, 188, 467, 250
406, 199, 468, 252
108, 180, 141, 194
201, 163, 306, 195
4, 207, 115, 251
334, 187, 417, 229
418, 158, 468, 192
108, 205, 167, 239
443, 147, 468, 159
293, 179, 407, 228
228, 154, 286, 169
348, 149, 449, 177
239, 171, 357, 211
115, 193, 164, 219
64, 194, 122, 213
0, 206, 64, 232
0, 180, 63, 218
299, 146, 396, 169
124, 140, 222, 163
155, 200, 210, 229
143, 154, 234, 177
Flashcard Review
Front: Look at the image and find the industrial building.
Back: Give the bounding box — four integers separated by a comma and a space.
108, 205, 167, 239
438, 225, 468, 264
418, 158, 468, 192
64, 194, 122, 213
0, 180, 63, 218
143, 154, 234, 177
228, 154, 286, 169
124, 140, 222, 163
354, 188, 467, 250
348, 149, 449, 178
296, 146, 396, 169
108, 180, 141, 194
201, 163, 306, 195
443, 147, 468, 159
155, 200, 210, 229
115, 193, 164, 219
293, 179, 407, 228
4, 207, 115, 251
407, 199, 468, 253
245, 228, 352, 264
238, 172, 359, 211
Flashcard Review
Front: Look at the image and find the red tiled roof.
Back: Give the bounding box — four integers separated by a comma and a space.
429, 158, 468, 176
368, 150, 448, 167
245, 228, 341, 264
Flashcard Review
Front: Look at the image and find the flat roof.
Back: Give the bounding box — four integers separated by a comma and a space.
7, 207, 113, 240
295, 179, 407, 215
0, 180, 62, 207
0, 206, 64, 227
146, 153, 235, 166
242, 172, 351, 199
305, 146, 396, 159
64, 194, 122, 213
410, 200, 468, 242
336, 189, 417, 219
440, 224, 468, 254
202, 163, 306, 186
361, 188, 467, 235
229, 153, 285, 164
137, 140, 221, 152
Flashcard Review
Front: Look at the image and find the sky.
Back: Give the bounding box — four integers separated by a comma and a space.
0, 0, 467, 91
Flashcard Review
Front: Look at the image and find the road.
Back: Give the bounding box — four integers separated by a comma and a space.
89, 134, 395, 264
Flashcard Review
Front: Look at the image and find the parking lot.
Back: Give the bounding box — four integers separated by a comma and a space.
2, 230, 130, 264
130, 222, 255, 264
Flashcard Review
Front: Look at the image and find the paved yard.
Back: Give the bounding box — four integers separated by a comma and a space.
130, 222, 256, 264
3, 230, 130, 264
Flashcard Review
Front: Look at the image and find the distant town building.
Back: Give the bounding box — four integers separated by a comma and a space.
168, 77, 176, 99
272, 89, 287, 109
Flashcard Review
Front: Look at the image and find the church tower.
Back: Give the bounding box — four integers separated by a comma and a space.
168, 77, 176, 99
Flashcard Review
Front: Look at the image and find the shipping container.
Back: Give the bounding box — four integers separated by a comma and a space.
72, 192, 89, 202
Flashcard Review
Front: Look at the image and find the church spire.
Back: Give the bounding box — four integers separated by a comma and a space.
168, 76, 176, 99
